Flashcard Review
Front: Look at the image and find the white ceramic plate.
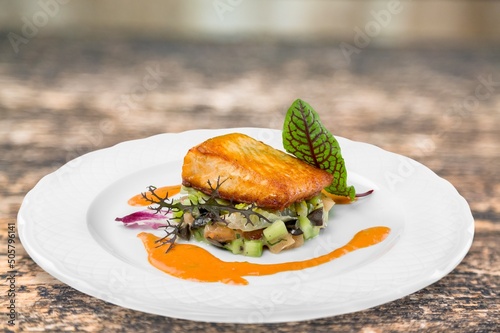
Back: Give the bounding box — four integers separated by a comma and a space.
18, 128, 474, 323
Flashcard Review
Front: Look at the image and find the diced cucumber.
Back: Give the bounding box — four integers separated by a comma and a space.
308, 195, 322, 209
181, 186, 209, 203
216, 198, 230, 205
312, 226, 321, 238
224, 237, 244, 255
298, 216, 317, 240
172, 209, 184, 222
235, 202, 249, 210
244, 239, 263, 257
190, 206, 200, 218
298, 216, 313, 239
187, 194, 199, 205
295, 201, 308, 217
267, 233, 295, 254
192, 228, 205, 242
263, 220, 288, 244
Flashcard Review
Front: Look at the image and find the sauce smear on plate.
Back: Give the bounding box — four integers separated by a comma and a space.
138, 226, 390, 285
128, 185, 182, 206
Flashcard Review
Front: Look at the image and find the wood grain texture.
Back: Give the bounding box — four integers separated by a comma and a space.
0, 37, 498, 332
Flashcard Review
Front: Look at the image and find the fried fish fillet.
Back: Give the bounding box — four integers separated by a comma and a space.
181, 133, 333, 210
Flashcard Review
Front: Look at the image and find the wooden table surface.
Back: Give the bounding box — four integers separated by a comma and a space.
1, 37, 499, 332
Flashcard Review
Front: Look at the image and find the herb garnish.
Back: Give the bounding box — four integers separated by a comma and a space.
282, 98, 364, 201
142, 177, 271, 252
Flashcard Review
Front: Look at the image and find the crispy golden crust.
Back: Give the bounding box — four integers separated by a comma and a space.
181, 133, 333, 210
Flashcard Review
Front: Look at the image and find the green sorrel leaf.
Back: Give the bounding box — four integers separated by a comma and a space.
282, 99, 356, 200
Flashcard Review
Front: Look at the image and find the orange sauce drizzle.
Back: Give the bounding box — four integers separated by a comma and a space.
321, 190, 353, 204
128, 185, 182, 206
138, 226, 390, 285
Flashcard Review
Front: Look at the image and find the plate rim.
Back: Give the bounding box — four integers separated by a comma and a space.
17, 127, 475, 323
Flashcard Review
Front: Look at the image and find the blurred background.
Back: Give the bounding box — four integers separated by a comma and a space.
1, 0, 500, 44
